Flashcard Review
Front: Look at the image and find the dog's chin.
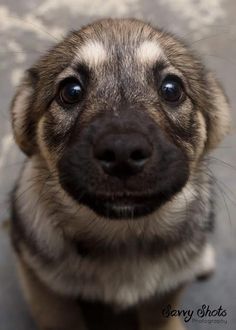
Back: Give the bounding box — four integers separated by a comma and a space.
65, 191, 179, 219
81, 195, 159, 219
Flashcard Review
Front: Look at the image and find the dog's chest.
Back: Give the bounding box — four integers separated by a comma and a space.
30, 240, 200, 308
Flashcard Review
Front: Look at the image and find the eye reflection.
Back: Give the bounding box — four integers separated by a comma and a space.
58, 78, 84, 106
159, 76, 184, 105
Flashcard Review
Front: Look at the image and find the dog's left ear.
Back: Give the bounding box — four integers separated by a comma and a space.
204, 72, 231, 151
11, 68, 39, 156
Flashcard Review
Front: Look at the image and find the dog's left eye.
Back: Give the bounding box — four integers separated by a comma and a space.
58, 79, 84, 106
159, 75, 185, 105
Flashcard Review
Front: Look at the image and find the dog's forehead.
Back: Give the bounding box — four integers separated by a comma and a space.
70, 20, 166, 69
75, 40, 107, 67
73, 39, 165, 67
36, 19, 205, 94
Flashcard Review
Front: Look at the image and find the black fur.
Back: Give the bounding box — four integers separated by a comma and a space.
58, 110, 189, 219
77, 298, 139, 330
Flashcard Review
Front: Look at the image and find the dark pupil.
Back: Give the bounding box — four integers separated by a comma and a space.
63, 83, 82, 103
161, 80, 182, 102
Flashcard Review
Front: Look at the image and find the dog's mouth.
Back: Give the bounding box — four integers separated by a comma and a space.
77, 192, 171, 219
58, 152, 190, 220
58, 115, 190, 220
58, 159, 189, 219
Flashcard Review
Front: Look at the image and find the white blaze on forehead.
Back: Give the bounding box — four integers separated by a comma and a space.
136, 40, 165, 64
75, 40, 107, 67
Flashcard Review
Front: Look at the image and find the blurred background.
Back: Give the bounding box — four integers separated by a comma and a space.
0, 0, 235, 329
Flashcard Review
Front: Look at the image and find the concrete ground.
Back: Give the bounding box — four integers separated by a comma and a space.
0, 0, 235, 329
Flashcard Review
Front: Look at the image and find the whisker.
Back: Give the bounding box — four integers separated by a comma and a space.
0, 13, 61, 42
200, 53, 236, 67
200, 165, 234, 227
188, 31, 231, 45
207, 156, 236, 172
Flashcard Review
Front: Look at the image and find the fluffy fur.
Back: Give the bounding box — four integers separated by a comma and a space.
10, 19, 230, 330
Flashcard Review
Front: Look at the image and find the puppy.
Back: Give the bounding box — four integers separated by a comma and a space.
10, 18, 230, 330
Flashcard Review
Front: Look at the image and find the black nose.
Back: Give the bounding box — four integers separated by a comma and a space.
94, 133, 152, 178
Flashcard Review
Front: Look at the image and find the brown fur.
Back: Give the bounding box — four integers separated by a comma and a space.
10, 18, 230, 329
17, 258, 184, 330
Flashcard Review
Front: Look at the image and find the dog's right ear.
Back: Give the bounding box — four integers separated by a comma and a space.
11, 68, 39, 156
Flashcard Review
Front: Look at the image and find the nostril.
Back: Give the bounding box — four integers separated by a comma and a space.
94, 133, 152, 177
97, 149, 116, 164
130, 149, 151, 166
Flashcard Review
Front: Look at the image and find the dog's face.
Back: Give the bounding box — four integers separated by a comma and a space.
11, 19, 230, 219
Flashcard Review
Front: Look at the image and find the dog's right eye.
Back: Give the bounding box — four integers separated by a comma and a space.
58, 78, 84, 107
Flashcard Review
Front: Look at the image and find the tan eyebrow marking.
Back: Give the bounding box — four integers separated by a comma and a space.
136, 40, 165, 64
75, 40, 107, 67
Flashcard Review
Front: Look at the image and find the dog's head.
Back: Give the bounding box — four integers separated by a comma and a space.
11, 19, 230, 219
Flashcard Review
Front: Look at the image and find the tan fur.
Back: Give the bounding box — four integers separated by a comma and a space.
11, 79, 35, 155
205, 72, 231, 150
75, 40, 107, 67
136, 40, 165, 64
17, 255, 185, 330
10, 18, 230, 330
17, 258, 87, 330
15, 156, 214, 308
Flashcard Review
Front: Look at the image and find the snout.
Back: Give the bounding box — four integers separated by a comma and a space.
58, 111, 189, 219
93, 133, 152, 178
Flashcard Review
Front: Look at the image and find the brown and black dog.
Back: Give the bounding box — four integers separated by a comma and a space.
10, 19, 230, 330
